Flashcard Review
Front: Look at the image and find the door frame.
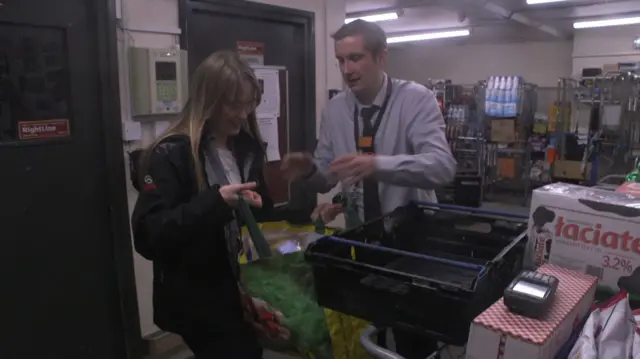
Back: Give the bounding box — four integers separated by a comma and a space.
178, 1, 316, 145
178, 0, 318, 213
88, 0, 143, 357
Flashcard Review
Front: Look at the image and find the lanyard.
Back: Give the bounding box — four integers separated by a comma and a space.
353, 76, 393, 153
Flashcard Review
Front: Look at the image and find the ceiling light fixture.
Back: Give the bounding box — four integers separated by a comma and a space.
344, 12, 398, 24
574, 16, 640, 29
526, 0, 566, 5
387, 29, 470, 44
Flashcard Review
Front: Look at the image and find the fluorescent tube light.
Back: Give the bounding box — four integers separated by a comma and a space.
387, 29, 470, 44
574, 16, 640, 29
526, 0, 565, 4
345, 12, 398, 24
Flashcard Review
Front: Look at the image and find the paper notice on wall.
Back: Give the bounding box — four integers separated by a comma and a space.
257, 116, 281, 162
254, 69, 280, 117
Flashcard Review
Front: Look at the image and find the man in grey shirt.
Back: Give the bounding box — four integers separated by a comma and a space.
281, 20, 456, 359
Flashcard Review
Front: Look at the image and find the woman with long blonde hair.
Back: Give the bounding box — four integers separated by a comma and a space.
132, 51, 280, 358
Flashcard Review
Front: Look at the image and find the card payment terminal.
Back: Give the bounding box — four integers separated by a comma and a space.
504, 271, 559, 319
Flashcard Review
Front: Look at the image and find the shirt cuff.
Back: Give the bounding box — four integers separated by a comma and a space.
375, 155, 397, 175
303, 164, 318, 179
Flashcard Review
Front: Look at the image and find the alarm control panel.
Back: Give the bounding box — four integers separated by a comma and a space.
129, 47, 188, 117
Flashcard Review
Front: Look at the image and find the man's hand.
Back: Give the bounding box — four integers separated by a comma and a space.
329, 154, 377, 185
280, 152, 314, 181
311, 203, 344, 224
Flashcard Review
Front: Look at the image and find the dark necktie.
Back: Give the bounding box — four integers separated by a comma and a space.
360, 107, 383, 224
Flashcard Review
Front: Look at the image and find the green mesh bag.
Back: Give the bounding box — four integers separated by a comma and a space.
237, 197, 333, 359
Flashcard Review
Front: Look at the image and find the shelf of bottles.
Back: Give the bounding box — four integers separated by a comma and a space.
484, 76, 525, 119
426, 80, 484, 166
478, 76, 539, 205
427, 80, 486, 204
443, 84, 483, 142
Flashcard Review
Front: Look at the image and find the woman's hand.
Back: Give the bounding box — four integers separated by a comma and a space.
219, 182, 263, 208
244, 296, 290, 340
311, 203, 344, 224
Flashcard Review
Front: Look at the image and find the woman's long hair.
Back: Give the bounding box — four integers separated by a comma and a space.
144, 51, 264, 191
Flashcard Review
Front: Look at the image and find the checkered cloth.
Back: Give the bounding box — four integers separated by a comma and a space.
474, 264, 598, 345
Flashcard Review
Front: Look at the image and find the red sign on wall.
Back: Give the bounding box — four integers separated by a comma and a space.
237, 41, 264, 55
236, 41, 265, 65
18, 119, 71, 140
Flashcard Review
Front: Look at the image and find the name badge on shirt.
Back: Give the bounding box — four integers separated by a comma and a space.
358, 136, 373, 149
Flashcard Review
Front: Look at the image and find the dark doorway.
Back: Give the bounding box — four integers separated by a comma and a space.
0, 0, 139, 358
180, 0, 317, 215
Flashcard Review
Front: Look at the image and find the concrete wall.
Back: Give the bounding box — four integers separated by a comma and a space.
387, 41, 573, 87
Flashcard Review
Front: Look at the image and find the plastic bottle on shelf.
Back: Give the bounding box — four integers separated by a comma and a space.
496, 76, 506, 117
488, 77, 497, 116
493, 76, 500, 117
510, 76, 520, 117
504, 76, 512, 117
485, 77, 495, 116
504, 76, 513, 117
503, 76, 510, 117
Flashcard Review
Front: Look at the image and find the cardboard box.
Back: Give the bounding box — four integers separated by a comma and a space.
526, 183, 640, 293
552, 160, 591, 181
466, 264, 597, 359
490, 119, 516, 142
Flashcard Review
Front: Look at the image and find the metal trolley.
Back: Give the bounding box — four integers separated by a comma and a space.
360, 326, 406, 359
359, 326, 455, 359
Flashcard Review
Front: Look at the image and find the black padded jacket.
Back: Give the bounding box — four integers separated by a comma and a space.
131, 131, 273, 335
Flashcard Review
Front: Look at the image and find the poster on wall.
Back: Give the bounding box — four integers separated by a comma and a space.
253, 68, 280, 117
237, 41, 265, 65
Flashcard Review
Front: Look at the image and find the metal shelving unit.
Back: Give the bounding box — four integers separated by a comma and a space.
554, 74, 640, 185
434, 82, 484, 205
478, 80, 539, 205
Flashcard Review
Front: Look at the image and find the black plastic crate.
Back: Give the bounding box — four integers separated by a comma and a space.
305, 202, 528, 345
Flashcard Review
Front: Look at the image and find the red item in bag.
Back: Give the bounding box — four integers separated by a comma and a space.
244, 295, 290, 340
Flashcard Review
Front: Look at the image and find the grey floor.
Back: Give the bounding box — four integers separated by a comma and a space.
156, 202, 528, 359
161, 341, 465, 359
159, 348, 301, 359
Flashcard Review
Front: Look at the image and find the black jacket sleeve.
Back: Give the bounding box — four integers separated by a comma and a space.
131, 142, 234, 260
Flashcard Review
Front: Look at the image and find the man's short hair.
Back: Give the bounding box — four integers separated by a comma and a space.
332, 19, 388, 56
